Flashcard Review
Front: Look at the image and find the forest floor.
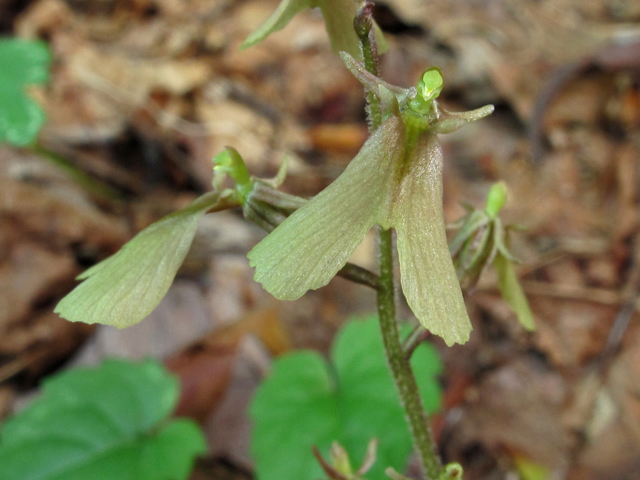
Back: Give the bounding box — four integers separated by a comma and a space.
1, 0, 640, 479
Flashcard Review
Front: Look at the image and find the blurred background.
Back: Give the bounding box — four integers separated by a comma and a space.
0, 0, 639, 479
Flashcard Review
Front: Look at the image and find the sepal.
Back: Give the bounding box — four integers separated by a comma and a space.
431, 104, 495, 134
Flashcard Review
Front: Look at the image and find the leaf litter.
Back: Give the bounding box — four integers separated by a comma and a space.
1, 0, 639, 479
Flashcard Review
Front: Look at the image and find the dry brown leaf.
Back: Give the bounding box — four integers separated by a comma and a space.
0, 243, 76, 332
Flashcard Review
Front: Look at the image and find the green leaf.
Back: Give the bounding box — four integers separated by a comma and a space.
0, 359, 207, 480
241, 0, 387, 60
250, 352, 339, 480
250, 316, 443, 480
494, 252, 535, 331
0, 38, 51, 146
55, 192, 222, 328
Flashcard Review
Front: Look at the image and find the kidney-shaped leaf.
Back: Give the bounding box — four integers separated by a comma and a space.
0, 359, 206, 480
250, 316, 443, 480
0, 38, 51, 146
55, 192, 222, 328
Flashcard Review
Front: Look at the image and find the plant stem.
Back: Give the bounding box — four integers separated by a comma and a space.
376, 229, 442, 480
30, 143, 123, 202
354, 1, 382, 130
355, 4, 444, 478
338, 263, 380, 290
403, 325, 429, 361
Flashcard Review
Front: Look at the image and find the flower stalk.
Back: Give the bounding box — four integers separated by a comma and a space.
355, 6, 443, 479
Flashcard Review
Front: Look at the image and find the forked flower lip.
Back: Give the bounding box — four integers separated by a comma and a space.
248, 54, 494, 346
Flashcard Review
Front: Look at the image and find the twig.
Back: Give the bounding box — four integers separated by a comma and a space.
403, 325, 430, 360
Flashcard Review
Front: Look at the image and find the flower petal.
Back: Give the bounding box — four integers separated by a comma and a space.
55, 192, 221, 328
432, 104, 495, 134
248, 117, 404, 300
392, 133, 472, 345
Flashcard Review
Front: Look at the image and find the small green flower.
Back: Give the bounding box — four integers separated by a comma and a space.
240, 0, 387, 60
248, 53, 494, 346
449, 182, 535, 331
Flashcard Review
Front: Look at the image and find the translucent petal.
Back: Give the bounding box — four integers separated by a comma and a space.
55, 192, 221, 328
248, 117, 404, 300
392, 133, 472, 345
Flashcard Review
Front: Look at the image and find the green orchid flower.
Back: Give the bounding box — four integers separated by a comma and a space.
54, 146, 308, 329
449, 182, 535, 331
241, 0, 387, 60
248, 53, 494, 346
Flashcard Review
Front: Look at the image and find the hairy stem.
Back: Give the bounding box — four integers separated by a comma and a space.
376, 229, 442, 480
403, 325, 429, 361
354, 1, 382, 130
338, 263, 380, 290
356, 4, 443, 478
31, 143, 122, 201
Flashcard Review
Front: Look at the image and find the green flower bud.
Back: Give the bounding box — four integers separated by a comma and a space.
212, 147, 252, 203
442, 463, 464, 480
449, 185, 535, 331
485, 181, 508, 219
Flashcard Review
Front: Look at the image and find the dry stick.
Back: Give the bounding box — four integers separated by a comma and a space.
356, 3, 443, 479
